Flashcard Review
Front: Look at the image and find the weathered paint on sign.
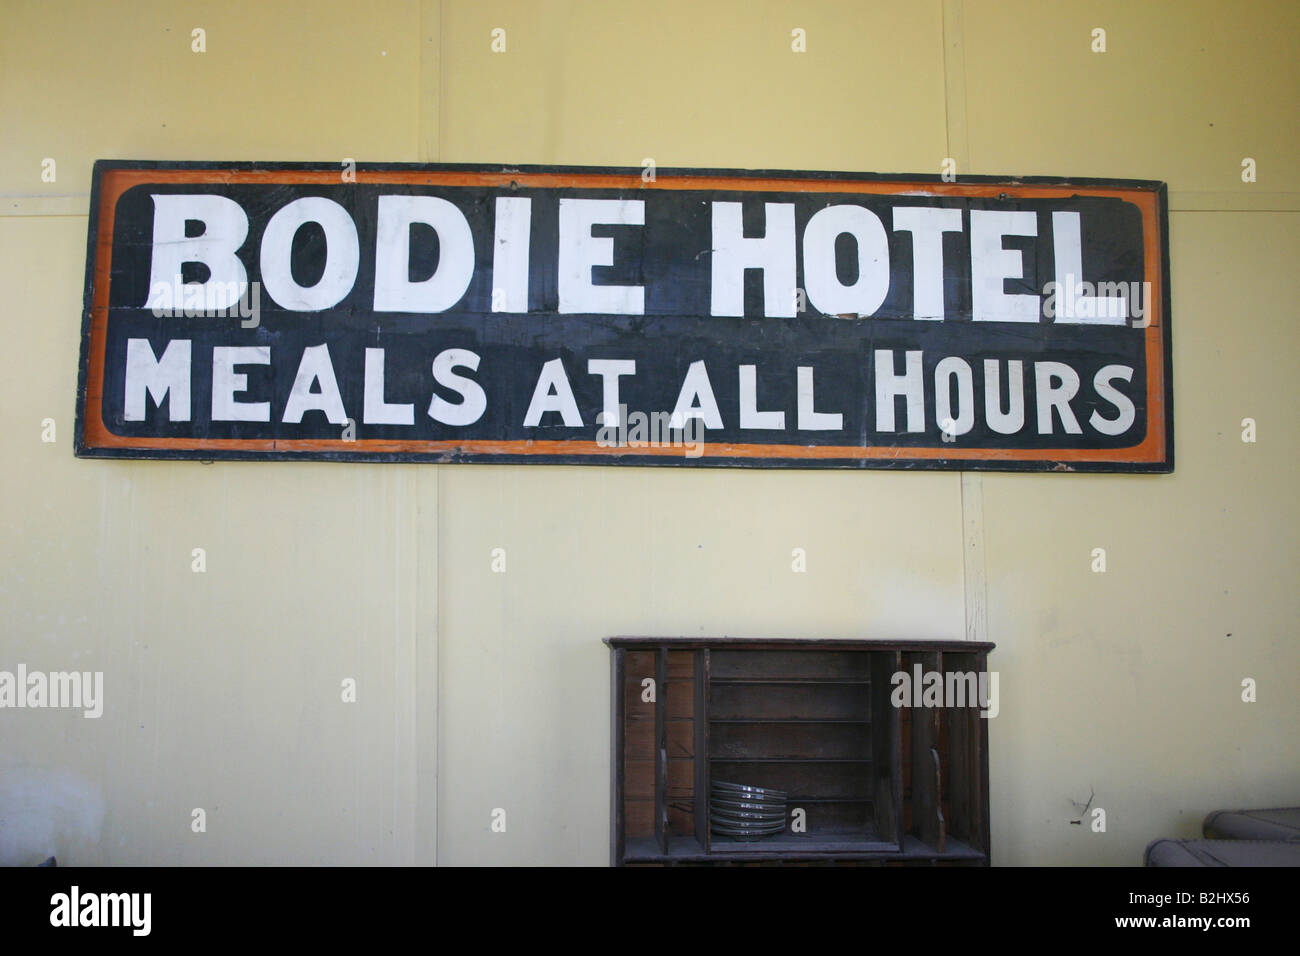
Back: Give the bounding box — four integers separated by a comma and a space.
76, 161, 1172, 471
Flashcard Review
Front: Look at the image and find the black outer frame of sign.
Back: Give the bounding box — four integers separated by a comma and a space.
73, 159, 1175, 474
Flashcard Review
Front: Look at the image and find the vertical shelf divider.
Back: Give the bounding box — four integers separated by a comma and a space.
654, 646, 668, 855
947, 661, 971, 845
910, 649, 946, 852
694, 648, 711, 852
611, 646, 625, 866
892, 650, 905, 848
975, 648, 991, 862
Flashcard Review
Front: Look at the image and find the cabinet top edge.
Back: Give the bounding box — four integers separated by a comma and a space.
603, 637, 996, 651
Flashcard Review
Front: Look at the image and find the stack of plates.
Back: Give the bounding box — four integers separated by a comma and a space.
710, 781, 788, 841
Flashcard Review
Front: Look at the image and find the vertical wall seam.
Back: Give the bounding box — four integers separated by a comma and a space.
942, 0, 987, 643
941, 0, 971, 173
415, 0, 442, 866
434, 0, 444, 867
961, 474, 988, 643
419, 0, 441, 164
432, 0, 442, 869
437, 0, 445, 162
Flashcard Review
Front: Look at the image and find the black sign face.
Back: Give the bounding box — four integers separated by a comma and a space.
75, 161, 1172, 471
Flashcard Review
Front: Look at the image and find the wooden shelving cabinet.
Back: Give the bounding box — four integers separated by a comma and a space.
606, 637, 994, 866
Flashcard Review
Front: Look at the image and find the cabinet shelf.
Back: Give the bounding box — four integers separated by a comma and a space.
623, 834, 988, 863
786, 797, 873, 804
711, 757, 873, 763
711, 718, 871, 724
710, 678, 872, 685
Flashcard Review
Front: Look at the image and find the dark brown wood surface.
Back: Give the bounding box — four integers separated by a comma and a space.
871, 650, 903, 848
610, 647, 624, 867
607, 636, 995, 652
908, 650, 945, 850
654, 647, 668, 854
609, 638, 993, 865
693, 649, 710, 849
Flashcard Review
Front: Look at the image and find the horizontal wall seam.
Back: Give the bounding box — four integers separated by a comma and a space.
5, 191, 1297, 219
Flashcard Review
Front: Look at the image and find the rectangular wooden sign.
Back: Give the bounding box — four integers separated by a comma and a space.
75, 161, 1172, 471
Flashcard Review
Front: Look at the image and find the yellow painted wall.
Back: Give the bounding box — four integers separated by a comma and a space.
1, 0, 1295, 866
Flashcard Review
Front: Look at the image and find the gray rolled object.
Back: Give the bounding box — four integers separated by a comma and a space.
1202, 807, 1300, 841
1144, 838, 1300, 866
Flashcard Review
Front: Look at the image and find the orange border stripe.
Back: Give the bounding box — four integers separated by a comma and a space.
83, 168, 1166, 463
